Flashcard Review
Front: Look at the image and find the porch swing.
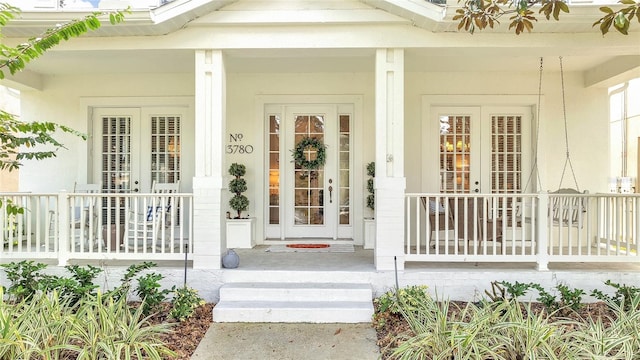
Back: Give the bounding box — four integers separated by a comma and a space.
529, 57, 588, 228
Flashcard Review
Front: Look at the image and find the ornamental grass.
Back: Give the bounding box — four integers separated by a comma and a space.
374, 285, 640, 360
0, 288, 175, 360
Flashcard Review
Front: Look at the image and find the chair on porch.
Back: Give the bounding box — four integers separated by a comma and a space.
125, 180, 180, 251
420, 196, 454, 248
49, 182, 102, 250
73, 182, 102, 244
448, 197, 503, 249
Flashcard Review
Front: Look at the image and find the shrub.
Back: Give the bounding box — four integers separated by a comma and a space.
0, 260, 48, 301
228, 162, 249, 218
40, 264, 103, 305
592, 280, 640, 312
170, 286, 205, 322
136, 272, 173, 316
374, 285, 430, 315
485, 280, 534, 302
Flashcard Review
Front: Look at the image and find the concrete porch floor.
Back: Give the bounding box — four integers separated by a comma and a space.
232, 245, 640, 272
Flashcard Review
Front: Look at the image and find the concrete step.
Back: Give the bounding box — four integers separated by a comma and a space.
213, 282, 374, 323
219, 282, 373, 302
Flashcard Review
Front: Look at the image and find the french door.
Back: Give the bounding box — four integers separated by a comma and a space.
265, 104, 353, 240
432, 106, 532, 194
92, 107, 182, 194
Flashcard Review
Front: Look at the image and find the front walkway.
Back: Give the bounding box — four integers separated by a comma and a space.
191, 322, 380, 360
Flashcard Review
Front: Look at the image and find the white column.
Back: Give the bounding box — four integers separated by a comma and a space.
192, 50, 226, 269
374, 48, 406, 271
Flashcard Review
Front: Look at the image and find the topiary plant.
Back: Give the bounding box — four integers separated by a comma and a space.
366, 162, 375, 212
228, 163, 249, 219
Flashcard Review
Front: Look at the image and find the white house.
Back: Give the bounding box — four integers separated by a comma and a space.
1, 0, 640, 316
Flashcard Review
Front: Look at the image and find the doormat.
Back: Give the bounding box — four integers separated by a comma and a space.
265, 243, 354, 253
287, 244, 330, 249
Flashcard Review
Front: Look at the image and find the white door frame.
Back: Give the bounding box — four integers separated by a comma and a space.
257, 95, 363, 243
422, 95, 538, 193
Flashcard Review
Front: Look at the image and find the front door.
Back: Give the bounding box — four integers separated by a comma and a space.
265, 104, 353, 240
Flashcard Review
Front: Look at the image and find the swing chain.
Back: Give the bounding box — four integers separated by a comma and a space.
558, 56, 580, 192
524, 57, 544, 192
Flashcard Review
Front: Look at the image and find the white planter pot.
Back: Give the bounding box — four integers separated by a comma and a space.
226, 218, 255, 249
364, 218, 375, 249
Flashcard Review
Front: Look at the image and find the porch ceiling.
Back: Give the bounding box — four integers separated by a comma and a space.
12, 47, 617, 76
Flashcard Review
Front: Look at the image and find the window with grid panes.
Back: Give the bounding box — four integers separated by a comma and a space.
339, 114, 351, 225
268, 114, 280, 224
491, 115, 522, 193
151, 116, 181, 184
439, 115, 471, 193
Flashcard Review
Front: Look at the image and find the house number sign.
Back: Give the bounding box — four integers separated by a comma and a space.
226, 133, 254, 154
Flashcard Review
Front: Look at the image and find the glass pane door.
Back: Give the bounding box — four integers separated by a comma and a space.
434, 106, 531, 194
95, 108, 141, 194
293, 115, 326, 225
150, 115, 181, 184
284, 106, 337, 238
439, 114, 472, 193
436, 107, 481, 193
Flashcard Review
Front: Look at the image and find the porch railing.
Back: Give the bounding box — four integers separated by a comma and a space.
405, 192, 640, 270
1, 191, 193, 265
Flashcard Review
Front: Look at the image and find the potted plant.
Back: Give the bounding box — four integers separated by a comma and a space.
366, 162, 375, 213
228, 163, 249, 219
226, 163, 255, 249
364, 162, 375, 249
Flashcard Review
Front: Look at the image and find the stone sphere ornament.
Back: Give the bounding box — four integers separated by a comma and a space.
222, 249, 240, 269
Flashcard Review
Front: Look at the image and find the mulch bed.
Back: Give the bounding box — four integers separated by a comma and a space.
147, 302, 214, 359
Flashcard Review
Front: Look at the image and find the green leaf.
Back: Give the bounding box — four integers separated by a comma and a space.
557, 2, 570, 14
615, 12, 629, 28
553, 3, 561, 20
600, 6, 615, 15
